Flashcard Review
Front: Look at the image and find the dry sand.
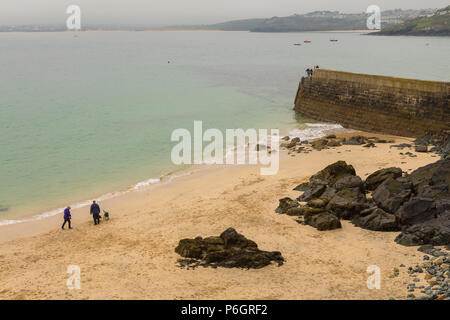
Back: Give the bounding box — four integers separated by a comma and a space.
0, 132, 440, 300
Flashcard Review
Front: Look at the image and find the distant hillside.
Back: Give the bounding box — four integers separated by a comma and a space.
160, 9, 436, 33
375, 6, 450, 36
159, 18, 266, 32
199, 18, 267, 31
0, 8, 441, 33
250, 13, 366, 32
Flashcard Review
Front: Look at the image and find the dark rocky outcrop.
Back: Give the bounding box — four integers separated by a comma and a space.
175, 228, 284, 269
392, 158, 450, 246
395, 217, 450, 246
365, 167, 403, 191
278, 158, 450, 245
288, 161, 365, 229
352, 207, 399, 231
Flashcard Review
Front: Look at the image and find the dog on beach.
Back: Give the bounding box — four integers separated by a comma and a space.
103, 210, 110, 220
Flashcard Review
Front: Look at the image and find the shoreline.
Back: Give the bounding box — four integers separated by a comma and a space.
0, 123, 349, 228
0, 130, 442, 299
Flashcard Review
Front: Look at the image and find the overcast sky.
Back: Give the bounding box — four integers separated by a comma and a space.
0, 0, 448, 26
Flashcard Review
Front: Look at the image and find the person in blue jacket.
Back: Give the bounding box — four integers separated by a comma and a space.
61, 206, 72, 230
90, 200, 101, 225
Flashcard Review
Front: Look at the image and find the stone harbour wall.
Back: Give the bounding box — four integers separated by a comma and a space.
294, 69, 450, 137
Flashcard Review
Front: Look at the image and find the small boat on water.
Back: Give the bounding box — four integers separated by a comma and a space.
304, 40, 312, 43
330, 39, 338, 42
293, 43, 301, 46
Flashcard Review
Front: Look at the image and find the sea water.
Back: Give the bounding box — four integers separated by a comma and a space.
0, 31, 449, 223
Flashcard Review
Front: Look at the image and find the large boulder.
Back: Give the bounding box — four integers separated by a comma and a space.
372, 177, 413, 214
408, 158, 450, 201
275, 197, 299, 214
365, 167, 403, 191
395, 215, 450, 246
392, 159, 450, 227
310, 161, 356, 185
304, 211, 341, 231
297, 161, 356, 202
395, 197, 437, 226
393, 159, 450, 246
175, 228, 284, 269
326, 187, 367, 219
352, 208, 399, 231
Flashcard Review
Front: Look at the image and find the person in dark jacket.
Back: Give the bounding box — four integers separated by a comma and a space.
61, 206, 72, 230
90, 200, 101, 225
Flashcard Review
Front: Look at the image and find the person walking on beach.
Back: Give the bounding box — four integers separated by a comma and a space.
90, 200, 101, 225
61, 206, 72, 230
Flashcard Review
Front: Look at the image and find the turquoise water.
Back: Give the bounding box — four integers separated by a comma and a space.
0, 31, 449, 221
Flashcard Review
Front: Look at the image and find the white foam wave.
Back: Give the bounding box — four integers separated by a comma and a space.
289, 123, 352, 141
133, 178, 161, 190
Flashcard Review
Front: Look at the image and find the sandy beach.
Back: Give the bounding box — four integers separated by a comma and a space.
0, 132, 440, 300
